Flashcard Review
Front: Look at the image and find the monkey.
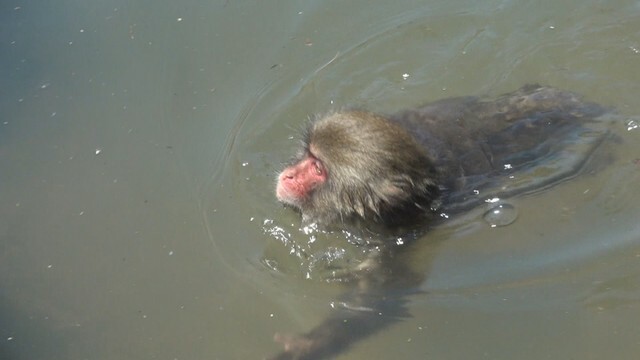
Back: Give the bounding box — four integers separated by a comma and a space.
276, 84, 610, 230
270, 85, 613, 359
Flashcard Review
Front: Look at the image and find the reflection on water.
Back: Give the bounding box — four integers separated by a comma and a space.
1, 0, 640, 359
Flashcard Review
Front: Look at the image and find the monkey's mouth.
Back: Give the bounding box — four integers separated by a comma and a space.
275, 184, 304, 207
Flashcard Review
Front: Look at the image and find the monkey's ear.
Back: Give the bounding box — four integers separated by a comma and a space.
379, 176, 439, 205
377, 180, 409, 203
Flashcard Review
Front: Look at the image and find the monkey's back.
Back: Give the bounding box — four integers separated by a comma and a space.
391, 85, 613, 213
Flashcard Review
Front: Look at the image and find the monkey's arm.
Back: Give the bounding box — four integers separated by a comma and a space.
268, 248, 423, 360
268, 288, 410, 360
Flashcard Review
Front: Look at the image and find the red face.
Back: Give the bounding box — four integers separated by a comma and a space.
276, 154, 327, 206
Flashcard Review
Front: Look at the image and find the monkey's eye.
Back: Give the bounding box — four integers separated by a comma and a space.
313, 160, 324, 175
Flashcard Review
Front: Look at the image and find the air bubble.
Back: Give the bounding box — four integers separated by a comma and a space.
483, 203, 518, 227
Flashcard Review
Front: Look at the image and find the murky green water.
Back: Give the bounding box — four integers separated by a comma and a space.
1, 0, 640, 359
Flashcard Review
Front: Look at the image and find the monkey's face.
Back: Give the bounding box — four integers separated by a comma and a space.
276, 152, 327, 210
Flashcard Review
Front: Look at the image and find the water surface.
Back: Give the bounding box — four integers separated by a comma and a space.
1, 0, 640, 359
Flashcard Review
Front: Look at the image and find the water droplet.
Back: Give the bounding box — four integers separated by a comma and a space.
483, 203, 518, 227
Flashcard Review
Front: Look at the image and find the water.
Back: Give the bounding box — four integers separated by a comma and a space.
1, 0, 640, 359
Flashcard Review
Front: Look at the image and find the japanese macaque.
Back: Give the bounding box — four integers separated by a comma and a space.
276, 84, 609, 230
270, 85, 611, 360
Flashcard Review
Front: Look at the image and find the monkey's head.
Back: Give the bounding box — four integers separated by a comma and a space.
276, 111, 441, 228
